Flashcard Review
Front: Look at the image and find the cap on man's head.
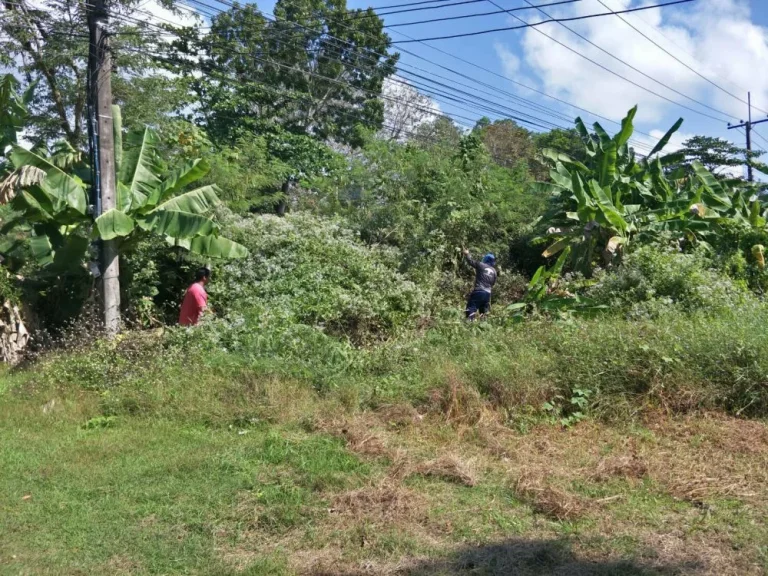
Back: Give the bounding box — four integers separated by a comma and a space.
482, 253, 496, 265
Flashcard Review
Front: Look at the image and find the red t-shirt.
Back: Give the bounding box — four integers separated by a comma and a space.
179, 282, 208, 326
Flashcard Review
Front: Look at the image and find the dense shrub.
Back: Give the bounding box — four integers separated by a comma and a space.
587, 245, 751, 318
210, 210, 429, 341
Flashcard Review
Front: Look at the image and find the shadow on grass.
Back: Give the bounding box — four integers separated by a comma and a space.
314, 537, 699, 575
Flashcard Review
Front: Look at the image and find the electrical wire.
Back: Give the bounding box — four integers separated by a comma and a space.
486, 0, 736, 124
2, 0, 656, 151
102, 3, 579, 132
93, 0, 660, 146
341, 0, 582, 21
391, 0, 695, 42
593, 0, 766, 116
197, 0, 660, 148
386, 0, 582, 28
512, 0, 735, 121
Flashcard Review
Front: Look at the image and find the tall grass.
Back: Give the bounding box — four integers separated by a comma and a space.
11, 303, 768, 424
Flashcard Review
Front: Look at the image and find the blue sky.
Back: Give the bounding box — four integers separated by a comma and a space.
163, 0, 768, 172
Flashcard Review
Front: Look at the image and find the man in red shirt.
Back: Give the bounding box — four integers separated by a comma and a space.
179, 267, 210, 326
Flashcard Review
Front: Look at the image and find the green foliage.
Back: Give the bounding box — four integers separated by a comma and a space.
588, 244, 750, 318
3, 111, 247, 269
538, 107, 768, 279
204, 130, 344, 213
209, 210, 427, 343
0, 0, 188, 146
169, 0, 396, 146
313, 129, 545, 286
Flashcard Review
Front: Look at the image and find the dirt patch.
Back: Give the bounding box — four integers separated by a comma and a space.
411, 454, 477, 487
514, 473, 587, 521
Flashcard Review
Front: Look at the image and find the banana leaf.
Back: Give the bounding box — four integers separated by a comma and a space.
149, 158, 211, 208
118, 127, 161, 207
598, 141, 617, 186
593, 122, 612, 149
155, 185, 221, 215
692, 162, 731, 209
184, 235, 248, 259
139, 209, 217, 239
589, 181, 627, 233
647, 117, 683, 157
29, 234, 53, 266
613, 106, 637, 150
542, 237, 570, 258
10, 146, 87, 215
95, 208, 136, 241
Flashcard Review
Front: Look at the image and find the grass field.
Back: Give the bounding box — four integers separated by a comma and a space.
1, 342, 767, 576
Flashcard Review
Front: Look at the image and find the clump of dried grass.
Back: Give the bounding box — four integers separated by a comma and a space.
591, 454, 648, 482
376, 403, 423, 428
514, 473, 587, 521
340, 426, 390, 458
428, 370, 486, 427
331, 483, 424, 520
314, 415, 392, 459
411, 454, 477, 487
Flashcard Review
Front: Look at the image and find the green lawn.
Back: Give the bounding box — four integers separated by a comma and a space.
2, 363, 767, 575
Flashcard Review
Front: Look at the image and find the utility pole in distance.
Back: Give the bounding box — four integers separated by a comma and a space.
727, 92, 768, 183
87, 0, 121, 335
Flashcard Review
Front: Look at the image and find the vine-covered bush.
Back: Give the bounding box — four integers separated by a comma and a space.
210, 210, 429, 341
587, 245, 751, 318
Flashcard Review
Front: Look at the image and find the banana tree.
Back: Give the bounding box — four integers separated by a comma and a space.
535, 107, 719, 274
3, 107, 247, 268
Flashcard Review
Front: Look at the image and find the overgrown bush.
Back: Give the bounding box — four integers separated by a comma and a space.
587, 245, 751, 318
210, 210, 429, 341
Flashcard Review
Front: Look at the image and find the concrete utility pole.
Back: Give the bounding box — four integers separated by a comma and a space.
87, 0, 121, 335
727, 92, 768, 183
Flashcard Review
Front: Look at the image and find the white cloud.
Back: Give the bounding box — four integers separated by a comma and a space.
494, 42, 520, 77
497, 0, 768, 125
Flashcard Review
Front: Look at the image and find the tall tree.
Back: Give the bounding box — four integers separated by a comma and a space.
0, 0, 188, 146
167, 0, 396, 212
413, 116, 463, 150
474, 118, 536, 170
670, 135, 758, 179
170, 0, 397, 145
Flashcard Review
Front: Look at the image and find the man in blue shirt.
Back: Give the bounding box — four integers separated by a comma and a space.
463, 249, 497, 320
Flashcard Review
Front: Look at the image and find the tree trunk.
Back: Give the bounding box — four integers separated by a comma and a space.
0, 301, 29, 365
276, 180, 289, 217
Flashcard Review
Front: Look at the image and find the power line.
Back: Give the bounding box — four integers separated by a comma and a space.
486, 0, 734, 124
343, 0, 582, 21
369, 0, 458, 10
391, 0, 695, 43
2, 0, 658, 151
386, 0, 582, 28
197, 0, 661, 148
594, 0, 765, 117
751, 130, 768, 151
145, 2, 586, 132
617, 2, 758, 102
